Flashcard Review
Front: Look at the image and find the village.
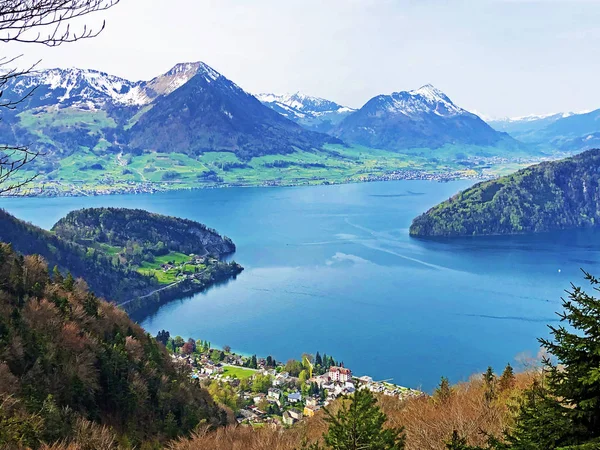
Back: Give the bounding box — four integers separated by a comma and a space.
166, 339, 423, 428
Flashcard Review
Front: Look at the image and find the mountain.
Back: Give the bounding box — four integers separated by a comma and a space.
409, 148, 600, 237
1, 62, 212, 110
487, 113, 575, 141
0, 61, 338, 166
488, 109, 600, 151
0, 242, 227, 448
333, 84, 516, 151
256, 92, 355, 133
127, 68, 337, 159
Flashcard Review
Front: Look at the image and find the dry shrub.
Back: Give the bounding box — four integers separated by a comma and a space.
381, 371, 539, 450
39, 418, 119, 450
170, 371, 539, 450
168, 424, 304, 450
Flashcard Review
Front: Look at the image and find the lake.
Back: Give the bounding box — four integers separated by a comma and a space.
1, 180, 595, 391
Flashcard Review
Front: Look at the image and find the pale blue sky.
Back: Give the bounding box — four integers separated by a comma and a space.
8, 0, 600, 118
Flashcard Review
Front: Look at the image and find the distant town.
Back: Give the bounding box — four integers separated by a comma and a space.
157, 331, 423, 427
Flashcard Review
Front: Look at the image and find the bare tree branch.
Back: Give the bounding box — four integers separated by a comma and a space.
0, 0, 119, 46
0, 0, 121, 195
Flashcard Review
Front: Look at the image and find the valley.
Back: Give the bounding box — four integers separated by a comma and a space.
0, 62, 569, 197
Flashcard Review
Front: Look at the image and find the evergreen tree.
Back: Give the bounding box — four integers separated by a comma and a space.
446, 430, 485, 450
156, 330, 170, 346
63, 272, 75, 291
321, 388, 405, 450
504, 272, 600, 448
52, 265, 64, 284
434, 377, 452, 403
483, 366, 496, 404
498, 364, 515, 392
316, 351, 323, 367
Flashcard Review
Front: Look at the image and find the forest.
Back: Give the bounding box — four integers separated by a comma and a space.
0, 243, 228, 449
410, 148, 600, 237
0, 208, 242, 317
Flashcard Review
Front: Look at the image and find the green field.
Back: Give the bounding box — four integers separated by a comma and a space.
136, 251, 192, 284
221, 366, 256, 380
14, 136, 554, 197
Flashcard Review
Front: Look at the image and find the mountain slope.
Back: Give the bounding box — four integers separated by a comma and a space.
52, 207, 236, 256
488, 110, 600, 151
2, 62, 206, 110
0, 208, 158, 302
0, 62, 339, 166
0, 207, 239, 307
334, 85, 515, 151
257, 92, 355, 133
127, 69, 338, 159
409, 148, 600, 237
0, 242, 227, 448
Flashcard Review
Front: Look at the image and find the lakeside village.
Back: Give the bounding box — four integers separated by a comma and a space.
20, 166, 498, 197
156, 331, 423, 427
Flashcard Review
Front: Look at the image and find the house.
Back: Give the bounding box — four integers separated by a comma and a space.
329, 365, 352, 383
282, 411, 298, 426
304, 405, 320, 417
310, 374, 330, 388
268, 388, 282, 401
287, 392, 302, 403
305, 397, 319, 408
288, 408, 303, 421
253, 393, 266, 404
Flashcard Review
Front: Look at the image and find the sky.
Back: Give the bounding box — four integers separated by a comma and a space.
5, 0, 600, 118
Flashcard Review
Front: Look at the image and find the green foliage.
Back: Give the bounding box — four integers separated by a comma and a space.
434, 377, 453, 403
410, 149, 600, 237
483, 366, 497, 404
446, 430, 487, 450
501, 271, 600, 449
321, 388, 405, 450
251, 374, 273, 394
498, 364, 516, 392
0, 243, 227, 448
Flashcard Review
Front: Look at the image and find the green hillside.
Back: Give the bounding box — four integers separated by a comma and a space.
410, 148, 600, 237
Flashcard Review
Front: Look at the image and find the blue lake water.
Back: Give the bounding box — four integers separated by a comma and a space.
1, 180, 596, 391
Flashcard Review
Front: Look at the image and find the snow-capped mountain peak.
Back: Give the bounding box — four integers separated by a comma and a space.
380, 84, 465, 117
8, 67, 142, 106
257, 92, 355, 118
3, 61, 229, 109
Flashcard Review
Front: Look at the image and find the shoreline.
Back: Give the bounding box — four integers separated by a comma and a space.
7, 169, 490, 199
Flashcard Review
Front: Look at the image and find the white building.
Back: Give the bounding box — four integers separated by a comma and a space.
329, 365, 352, 383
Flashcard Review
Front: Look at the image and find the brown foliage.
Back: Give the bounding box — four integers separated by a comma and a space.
170, 372, 539, 450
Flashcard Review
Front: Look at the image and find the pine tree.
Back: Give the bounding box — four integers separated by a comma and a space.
434, 377, 452, 403
52, 266, 64, 284
498, 363, 515, 392
316, 351, 323, 367
63, 272, 75, 291
321, 388, 405, 450
483, 366, 496, 404
446, 430, 485, 450
504, 271, 600, 448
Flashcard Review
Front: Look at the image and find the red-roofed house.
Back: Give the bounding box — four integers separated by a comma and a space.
329, 365, 352, 383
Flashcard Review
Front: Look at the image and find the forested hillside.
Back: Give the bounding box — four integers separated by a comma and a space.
0, 208, 242, 315
0, 243, 228, 449
52, 208, 235, 257
0, 209, 157, 303
410, 149, 600, 237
